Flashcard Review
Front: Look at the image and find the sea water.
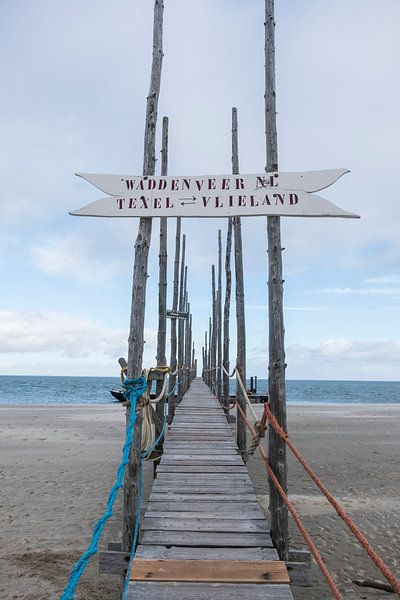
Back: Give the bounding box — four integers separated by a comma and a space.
0, 375, 399, 405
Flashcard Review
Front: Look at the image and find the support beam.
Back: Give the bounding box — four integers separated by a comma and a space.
223, 218, 233, 412
217, 229, 223, 403
168, 218, 181, 422
232, 107, 246, 456
123, 0, 164, 554
265, 0, 289, 560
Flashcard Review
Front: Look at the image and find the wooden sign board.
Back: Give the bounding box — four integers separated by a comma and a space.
166, 310, 189, 320
70, 169, 359, 219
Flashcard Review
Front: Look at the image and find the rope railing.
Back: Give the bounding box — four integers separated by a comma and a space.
263, 402, 400, 596
222, 365, 400, 597
60, 362, 190, 599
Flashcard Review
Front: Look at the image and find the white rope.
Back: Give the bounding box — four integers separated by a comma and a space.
220, 364, 259, 422
140, 369, 168, 457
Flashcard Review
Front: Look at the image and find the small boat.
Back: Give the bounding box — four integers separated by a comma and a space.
110, 389, 125, 402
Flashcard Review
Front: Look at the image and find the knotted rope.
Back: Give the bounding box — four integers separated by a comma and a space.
247, 412, 268, 455
60, 376, 147, 600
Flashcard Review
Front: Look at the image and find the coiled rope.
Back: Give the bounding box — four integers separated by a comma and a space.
59, 376, 147, 600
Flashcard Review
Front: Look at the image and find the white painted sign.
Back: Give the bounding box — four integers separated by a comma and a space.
70, 169, 359, 219
76, 168, 349, 196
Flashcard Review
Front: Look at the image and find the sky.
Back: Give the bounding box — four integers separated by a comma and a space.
1, 0, 400, 380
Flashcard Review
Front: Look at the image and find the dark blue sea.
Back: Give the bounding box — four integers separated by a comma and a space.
0, 376, 399, 405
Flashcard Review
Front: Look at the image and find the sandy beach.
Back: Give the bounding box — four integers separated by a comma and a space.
1, 402, 399, 599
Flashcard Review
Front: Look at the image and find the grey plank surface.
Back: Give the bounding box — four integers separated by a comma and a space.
155, 473, 252, 482
147, 501, 262, 514
149, 493, 255, 501
140, 531, 274, 547
151, 486, 254, 495
125, 379, 292, 599
156, 465, 247, 473
145, 510, 266, 520
126, 583, 294, 599
135, 545, 279, 560
141, 517, 269, 533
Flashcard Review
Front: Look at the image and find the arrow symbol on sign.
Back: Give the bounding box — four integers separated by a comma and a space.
180, 196, 196, 205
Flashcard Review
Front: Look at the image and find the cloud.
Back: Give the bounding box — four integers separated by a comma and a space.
312, 287, 400, 297
0, 308, 158, 368
0, 309, 126, 357
364, 275, 400, 285
30, 230, 126, 284
287, 338, 400, 380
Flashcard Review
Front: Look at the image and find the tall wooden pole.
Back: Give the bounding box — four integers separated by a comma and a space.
123, 0, 164, 554
211, 264, 217, 395
168, 217, 181, 422
223, 218, 233, 411
177, 243, 186, 402
155, 116, 169, 424
204, 330, 208, 383
265, 0, 288, 560
232, 107, 247, 456
208, 317, 212, 388
217, 229, 223, 402
185, 307, 192, 392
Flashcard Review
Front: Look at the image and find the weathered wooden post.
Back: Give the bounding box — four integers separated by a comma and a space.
177, 243, 186, 402
204, 330, 208, 383
223, 218, 233, 411
182, 268, 188, 394
217, 229, 223, 402
211, 264, 217, 395
265, 0, 289, 560
208, 317, 212, 389
155, 116, 169, 428
232, 107, 247, 456
192, 341, 195, 382
123, 0, 164, 555
168, 218, 181, 422
184, 301, 191, 393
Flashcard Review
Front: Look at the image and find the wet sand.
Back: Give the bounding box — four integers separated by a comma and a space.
0, 402, 399, 599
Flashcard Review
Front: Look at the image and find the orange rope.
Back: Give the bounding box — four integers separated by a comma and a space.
233, 400, 343, 599
263, 402, 400, 595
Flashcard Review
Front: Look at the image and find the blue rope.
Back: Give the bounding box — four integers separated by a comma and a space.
121, 393, 169, 597
121, 458, 144, 599
60, 376, 147, 600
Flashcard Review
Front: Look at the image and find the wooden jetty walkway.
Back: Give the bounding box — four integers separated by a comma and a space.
125, 378, 294, 599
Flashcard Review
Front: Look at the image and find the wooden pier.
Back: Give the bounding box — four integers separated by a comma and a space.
125, 378, 293, 599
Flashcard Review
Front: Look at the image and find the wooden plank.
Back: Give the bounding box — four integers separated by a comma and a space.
142, 517, 268, 533
162, 448, 238, 455
126, 582, 294, 599
135, 545, 279, 561
131, 559, 289, 584
165, 435, 231, 440
157, 465, 246, 473
151, 486, 253, 495
164, 439, 237, 453
161, 455, 242, 462
166, 433, 234, 439
155, 474, 251, 482
99, 550, 129, 575
149, 493, 255, 502
286, 562, 311, 587
140, 531, 274, 547
160, 461, 244, 467
145, 511, 265, 520
147, 500, 261, 512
